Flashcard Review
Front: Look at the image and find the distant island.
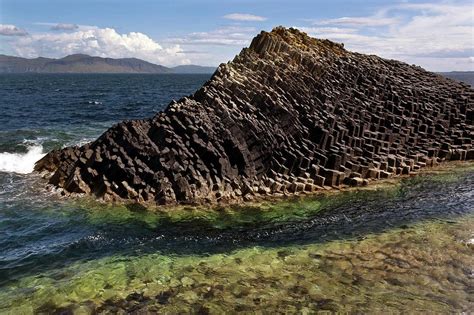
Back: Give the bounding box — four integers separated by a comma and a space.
0, 54, 216, 74
439, 71, 474, 87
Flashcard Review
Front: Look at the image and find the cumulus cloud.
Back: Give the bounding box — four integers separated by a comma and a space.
0, 24, 28, 36
10, 27, 190, 66
223, 13, 267, 22
51, 23, 79, 31
299, 2, 474, 71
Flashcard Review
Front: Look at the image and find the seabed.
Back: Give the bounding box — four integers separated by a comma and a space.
0, 162, 473, 313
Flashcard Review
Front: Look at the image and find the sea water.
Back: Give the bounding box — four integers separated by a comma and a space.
0, 73, 473, 313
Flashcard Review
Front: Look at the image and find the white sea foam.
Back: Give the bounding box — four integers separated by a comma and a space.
74, 138, 94, 147
0, 145, 46, 174
87, 100, 103, 105
61, 138, 93, 149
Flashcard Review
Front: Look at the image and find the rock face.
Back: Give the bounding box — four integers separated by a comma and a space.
35, 27, 474, 205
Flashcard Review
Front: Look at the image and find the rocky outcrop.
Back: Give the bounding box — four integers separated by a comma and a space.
35, 27, 474, 205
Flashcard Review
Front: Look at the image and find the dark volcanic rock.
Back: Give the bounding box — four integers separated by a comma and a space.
35, 27, 474, 205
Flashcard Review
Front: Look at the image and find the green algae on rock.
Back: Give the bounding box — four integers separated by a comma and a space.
66, 161, 474, 230
35, 27, 474, 205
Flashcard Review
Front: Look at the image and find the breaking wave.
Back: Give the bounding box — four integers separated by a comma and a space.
0, 145, 46, 174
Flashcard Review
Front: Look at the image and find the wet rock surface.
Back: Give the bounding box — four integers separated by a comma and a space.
35, 27, 474, 205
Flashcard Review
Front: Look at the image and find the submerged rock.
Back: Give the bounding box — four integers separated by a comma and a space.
35, 27, 474, 205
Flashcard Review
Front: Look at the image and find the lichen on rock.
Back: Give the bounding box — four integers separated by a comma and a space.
35, 26, 474, 205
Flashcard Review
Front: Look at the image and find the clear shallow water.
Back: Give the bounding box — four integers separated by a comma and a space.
0, 74, 473, 313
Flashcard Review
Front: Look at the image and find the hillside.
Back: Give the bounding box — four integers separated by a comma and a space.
0, 54, 215, 74
440, 71, 474, 87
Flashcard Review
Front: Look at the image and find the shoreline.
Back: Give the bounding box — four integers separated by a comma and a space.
40, 160, 474, 212
3, 171, 473, 313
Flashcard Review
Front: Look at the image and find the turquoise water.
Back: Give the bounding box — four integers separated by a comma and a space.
0, 74, 473, 313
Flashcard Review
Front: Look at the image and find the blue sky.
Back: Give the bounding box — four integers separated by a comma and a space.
0, 0, 472, 71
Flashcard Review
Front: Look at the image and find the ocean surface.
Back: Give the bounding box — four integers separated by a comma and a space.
0, 73, 473, 313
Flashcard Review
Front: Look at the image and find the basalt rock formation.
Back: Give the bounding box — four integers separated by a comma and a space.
35, 27, 474, 205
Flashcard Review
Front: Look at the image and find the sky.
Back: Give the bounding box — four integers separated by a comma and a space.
0, 0, 472, 71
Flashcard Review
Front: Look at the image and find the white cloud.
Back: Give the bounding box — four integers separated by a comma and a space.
223, 13, 267, 22
4, 2, 471, 70
300, 2, 474, 71
10, 27, 190, 66
315, 16, 399, 27
34, 22, 98, 31
0, 24, 28, 36
51, 23, 79, 31
162, 25, 261, 65
167, 26, 256, 46
298, 27, 359, 35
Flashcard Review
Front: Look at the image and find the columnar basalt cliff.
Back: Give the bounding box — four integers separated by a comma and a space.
35, 27, 474, 205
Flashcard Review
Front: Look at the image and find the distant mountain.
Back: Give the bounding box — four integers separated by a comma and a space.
171, 64, 217, 74
0, 54, 216, 74
439, 71, 474, 87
